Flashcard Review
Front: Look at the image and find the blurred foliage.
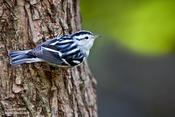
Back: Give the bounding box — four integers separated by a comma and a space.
81, 0, 175, 55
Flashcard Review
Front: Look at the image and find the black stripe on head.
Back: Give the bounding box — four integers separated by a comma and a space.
71, 30, 93, 37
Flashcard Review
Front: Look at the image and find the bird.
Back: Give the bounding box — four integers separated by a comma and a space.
9, 30, 98, 67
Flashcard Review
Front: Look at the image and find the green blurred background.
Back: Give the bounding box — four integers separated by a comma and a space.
81, 0, 175, 55
81, 0, 175, 117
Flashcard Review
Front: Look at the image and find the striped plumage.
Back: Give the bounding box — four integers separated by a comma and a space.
9, 30, 97, 67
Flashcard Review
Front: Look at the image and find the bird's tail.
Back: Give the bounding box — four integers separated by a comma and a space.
9, 50, 42, 65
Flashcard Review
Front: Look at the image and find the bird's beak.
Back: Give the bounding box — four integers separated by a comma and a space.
94, 35, 100, 39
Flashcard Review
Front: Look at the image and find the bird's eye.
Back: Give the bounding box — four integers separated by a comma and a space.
85, 36, 89, 39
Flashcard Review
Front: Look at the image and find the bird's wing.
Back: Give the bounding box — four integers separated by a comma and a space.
30, 45, 64, 65
31, 38, 77, 66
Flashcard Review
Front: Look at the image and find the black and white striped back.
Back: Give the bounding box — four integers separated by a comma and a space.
30, 35, 85, 66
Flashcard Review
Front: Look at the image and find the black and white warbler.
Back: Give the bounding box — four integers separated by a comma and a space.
9, 30, 98, 67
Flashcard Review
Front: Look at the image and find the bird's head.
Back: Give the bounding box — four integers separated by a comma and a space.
71, 30, 98, 55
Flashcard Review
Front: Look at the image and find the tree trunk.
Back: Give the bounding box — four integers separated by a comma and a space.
0, 0, 97, 117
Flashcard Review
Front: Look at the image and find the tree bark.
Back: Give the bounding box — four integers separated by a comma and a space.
0, 0, 97, 117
